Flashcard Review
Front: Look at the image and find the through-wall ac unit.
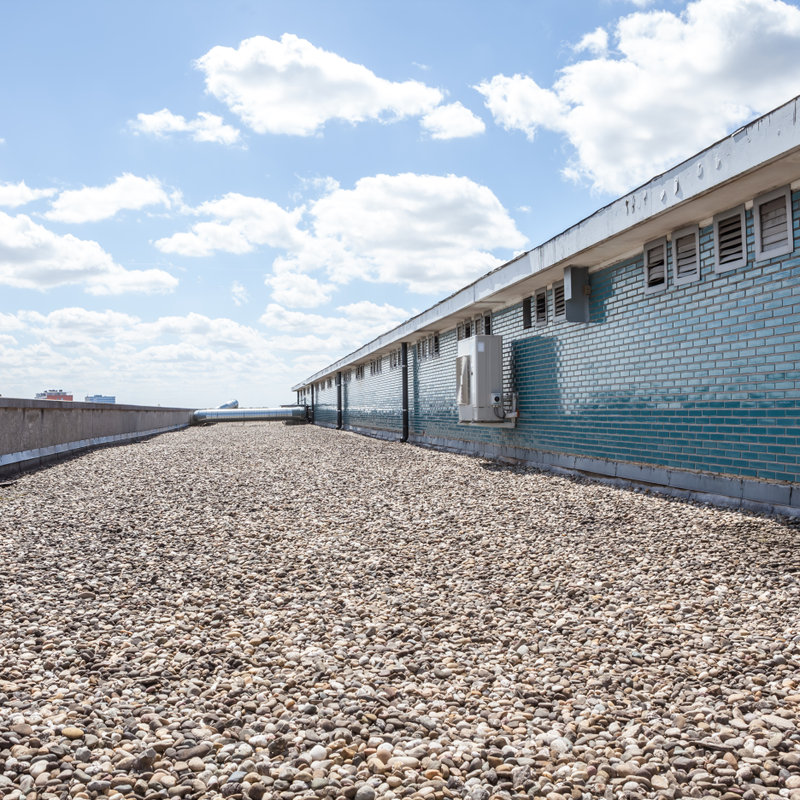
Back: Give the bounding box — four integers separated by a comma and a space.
456, 334, 504, 423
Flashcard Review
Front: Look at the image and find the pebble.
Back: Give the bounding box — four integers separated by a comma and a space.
0, 423, 797, 800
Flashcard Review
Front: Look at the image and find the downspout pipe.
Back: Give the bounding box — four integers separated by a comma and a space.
336, 371, 343, 430
401, 342, 409, 443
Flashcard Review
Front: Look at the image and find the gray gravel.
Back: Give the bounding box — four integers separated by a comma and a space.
0, 422, 798, 800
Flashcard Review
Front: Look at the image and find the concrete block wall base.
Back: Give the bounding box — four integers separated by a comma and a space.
343, 424, 402, 442
397, 432, 799, 518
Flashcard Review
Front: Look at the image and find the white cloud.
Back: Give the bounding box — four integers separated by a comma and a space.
574, 27, 609, 57
475, 74, 567, 142
0, 306, 370, 406
131, 108, 241, 145
231, 281, 249, 306
260, 300, 411, 362
19, 308, 140, 345
421, 102, 486, 139
87, 266, 179, 296
195, 33, 443, 136
0, 312, 26, 331
265, 271, 333, 309
282, 172, 527, 294
0, 211, 177, 294
0, 180, 57, 208
46, 174, 171, 223
476, 0, 800, 194
155, 193, 303, 256
157, 173, 525, 296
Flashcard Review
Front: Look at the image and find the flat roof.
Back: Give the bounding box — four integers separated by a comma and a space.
293, 95, 800, 391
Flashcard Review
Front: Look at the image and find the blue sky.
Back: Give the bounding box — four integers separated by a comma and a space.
2, 0, 800, 407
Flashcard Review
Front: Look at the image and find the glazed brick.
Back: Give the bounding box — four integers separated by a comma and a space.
319, 193, 800, 485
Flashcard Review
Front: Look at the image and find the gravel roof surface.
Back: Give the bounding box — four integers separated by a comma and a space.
0, 423, 798, 800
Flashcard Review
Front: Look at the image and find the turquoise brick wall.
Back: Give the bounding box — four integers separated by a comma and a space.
324, 191, 800, 484
313, 379, 338, 427
343, 358, 403, 433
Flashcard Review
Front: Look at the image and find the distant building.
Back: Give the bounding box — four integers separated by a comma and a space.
35, 389, 73, 401
84, 394, 116, 404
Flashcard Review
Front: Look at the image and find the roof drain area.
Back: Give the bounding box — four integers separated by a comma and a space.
191, 407, 310, 425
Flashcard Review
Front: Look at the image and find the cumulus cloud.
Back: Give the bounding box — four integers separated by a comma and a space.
195, 33, 443, 136
260, 300, 411, 360
421, 102, 486, 139
155, 193, 303, 256
46, 174, 171, 223
18, 308, 140, 345
574, 27, 609, 56
131, 108, 241, 145
265, 271, 334, 309
476, 0, 800, 194
158, 173, 526, 296
476, 74, 568, 141
11, 308, 278, 361
0, 312, 26, 331
1, 304, 399, 406
0, 212, 177, 294
0, 180, 57, 208
231, 281, 249, 306
282, 173, 527, 294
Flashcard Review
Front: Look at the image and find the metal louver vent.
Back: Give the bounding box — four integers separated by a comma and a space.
535, 290, 547, 324
646, 242, 666, 286
522, 296, 532, 329
674, 232, 698, 279
759, 196, 788, 253
553, 282, 566, 318
717, 213, 744, 266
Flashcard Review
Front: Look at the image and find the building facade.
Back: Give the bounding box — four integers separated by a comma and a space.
34, 389, 73, 401
293, 98, 800, 516
84, 395, 116, 404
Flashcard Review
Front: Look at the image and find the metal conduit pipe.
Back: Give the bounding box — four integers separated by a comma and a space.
336, 371, 343, 430
401, 342, 409, 442
192, 407, 309, 425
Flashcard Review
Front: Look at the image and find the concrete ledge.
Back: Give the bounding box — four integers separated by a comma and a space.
0, 398, 193, 480
400, 432, 799, 518
0, 424, 189, 478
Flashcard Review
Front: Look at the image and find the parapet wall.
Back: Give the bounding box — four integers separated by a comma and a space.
0, 398, 192, 478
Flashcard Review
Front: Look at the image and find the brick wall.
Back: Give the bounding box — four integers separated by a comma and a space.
343, 358, 404, 434
312, 379, 338, 428
316, 191, 800, 486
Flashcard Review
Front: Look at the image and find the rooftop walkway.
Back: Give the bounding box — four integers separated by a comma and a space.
0, 424, 798, 800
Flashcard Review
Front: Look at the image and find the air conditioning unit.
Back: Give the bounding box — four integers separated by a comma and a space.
456, 334, 504, 423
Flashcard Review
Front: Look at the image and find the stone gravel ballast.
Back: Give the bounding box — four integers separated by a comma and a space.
0, 423, 798, 800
